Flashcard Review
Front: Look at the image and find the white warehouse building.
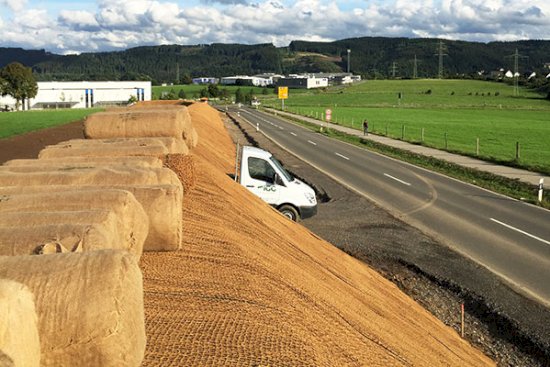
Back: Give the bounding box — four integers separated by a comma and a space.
0, 81, 151, 110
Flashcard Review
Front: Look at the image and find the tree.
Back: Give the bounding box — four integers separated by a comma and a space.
235, 88, 244, 103
207, 84, 220, 98
0, 62, 38, 110
181, 74, 193, 85
178, 89, 186, 99
0, 76, 6, 96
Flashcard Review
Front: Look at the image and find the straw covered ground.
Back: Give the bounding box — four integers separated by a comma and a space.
139, 102, 494, 366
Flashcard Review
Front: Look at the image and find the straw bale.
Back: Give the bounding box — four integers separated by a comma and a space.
164, 154, 196, 193
2, 156, 164, 169
49, 137, 189, 155
132, 101, 188, 108
38, 144, 169, 159
0, 210, 128, 252
0, 189, 148, 256
0, 185, 182, 252
0, 167, 181, 187
0, 224, 112, 256
178, 108, 198, 149
0, 280, 40, 367
0, 250, 145, 367
84, 109, 188, 140
120, 185, 182, 251
187, 102, 235, 173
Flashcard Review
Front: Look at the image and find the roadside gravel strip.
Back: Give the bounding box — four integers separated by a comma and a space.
224, 111, 550, 367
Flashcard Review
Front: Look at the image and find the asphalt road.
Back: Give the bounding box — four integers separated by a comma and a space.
234, 106, 550, 308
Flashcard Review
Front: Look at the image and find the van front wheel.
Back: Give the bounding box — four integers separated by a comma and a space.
279, 205, 299, 221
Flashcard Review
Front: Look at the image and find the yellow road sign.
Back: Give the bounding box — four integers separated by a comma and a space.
278, 86, 288, 99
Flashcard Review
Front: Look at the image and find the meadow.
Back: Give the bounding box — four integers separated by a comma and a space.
261, 79, 550, 173
0, 108, 102, 139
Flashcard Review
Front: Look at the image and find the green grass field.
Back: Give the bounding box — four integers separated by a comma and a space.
0, 108, 102, 139
261, 79, 550, 173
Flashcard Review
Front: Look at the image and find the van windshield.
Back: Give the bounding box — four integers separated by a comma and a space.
270, 156, 294, 182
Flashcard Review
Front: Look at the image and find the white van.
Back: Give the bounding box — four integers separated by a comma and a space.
236, 146, 317, 221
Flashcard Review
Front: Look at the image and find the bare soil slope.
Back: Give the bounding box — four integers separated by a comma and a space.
140, 103, 494, 366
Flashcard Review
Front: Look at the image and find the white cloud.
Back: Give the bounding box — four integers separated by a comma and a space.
0, 0, 549, 54
1, 0, 27, 12
58, 10, 99, 31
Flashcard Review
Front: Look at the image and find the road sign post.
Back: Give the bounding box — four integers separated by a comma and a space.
278, 87, 288, 111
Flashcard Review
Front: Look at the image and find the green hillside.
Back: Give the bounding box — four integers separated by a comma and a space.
2, 37, 550, 85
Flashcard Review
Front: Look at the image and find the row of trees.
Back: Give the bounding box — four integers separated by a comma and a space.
0, 62, 38, 110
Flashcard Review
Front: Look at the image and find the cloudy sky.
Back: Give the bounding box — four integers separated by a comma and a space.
0, 0, 549, 54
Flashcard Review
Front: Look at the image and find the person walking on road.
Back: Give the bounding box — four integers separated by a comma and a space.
363, 119, 369, 136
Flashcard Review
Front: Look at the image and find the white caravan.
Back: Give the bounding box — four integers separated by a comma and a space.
236, 146, 317, 221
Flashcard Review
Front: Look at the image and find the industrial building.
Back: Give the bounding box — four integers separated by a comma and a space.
276, 75, 329, 89
0, 81, 151, 111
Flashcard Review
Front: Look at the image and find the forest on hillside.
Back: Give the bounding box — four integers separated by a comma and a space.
1, 37, 549, 86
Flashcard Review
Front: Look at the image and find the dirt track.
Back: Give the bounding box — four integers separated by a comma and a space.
224, 110, 550, 366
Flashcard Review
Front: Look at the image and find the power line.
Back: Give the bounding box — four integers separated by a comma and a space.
390, 62, 398, 78
504, 48, 528, 96
411, 54, 421, 79
434, 40, 448, 79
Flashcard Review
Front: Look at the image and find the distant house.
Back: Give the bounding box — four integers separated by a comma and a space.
192, 77, 218, 85
0, 81, 151, 110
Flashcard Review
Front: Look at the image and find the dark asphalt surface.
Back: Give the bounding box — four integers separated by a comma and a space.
239, 107, 550, 307
223, 107, 550, 366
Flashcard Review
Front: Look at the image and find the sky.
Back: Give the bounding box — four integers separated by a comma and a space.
0, 0, 549, 54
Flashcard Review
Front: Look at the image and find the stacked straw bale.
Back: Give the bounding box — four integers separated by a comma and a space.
0, 279, 40, 367
84, 109, 186, 140
0, 189, 148, 256
84, 107, 198, 149
0, 183, 182, 252
0, 167, 180, 187
59, 137, 189, 155
2, 156, 164, 170
38, 143, 169, 159
0, 250, 145, 367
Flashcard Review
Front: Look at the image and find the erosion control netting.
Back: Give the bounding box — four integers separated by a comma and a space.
139, 103, 494, 366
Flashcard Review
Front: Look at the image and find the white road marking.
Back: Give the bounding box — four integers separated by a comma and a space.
279, 126, 284, 130
335, 152, 350, 160
490, 218, 550, 246
290, 132, 297, 136
384, 173, 412, 186
308, 140, 317, 146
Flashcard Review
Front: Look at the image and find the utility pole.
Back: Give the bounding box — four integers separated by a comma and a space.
505, 49, 528, 96
435, 40, 448, 79
391, 62, 398, 78
412, 54, 419, 79
347, 49, 351, 73
176, 63, 180, 84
